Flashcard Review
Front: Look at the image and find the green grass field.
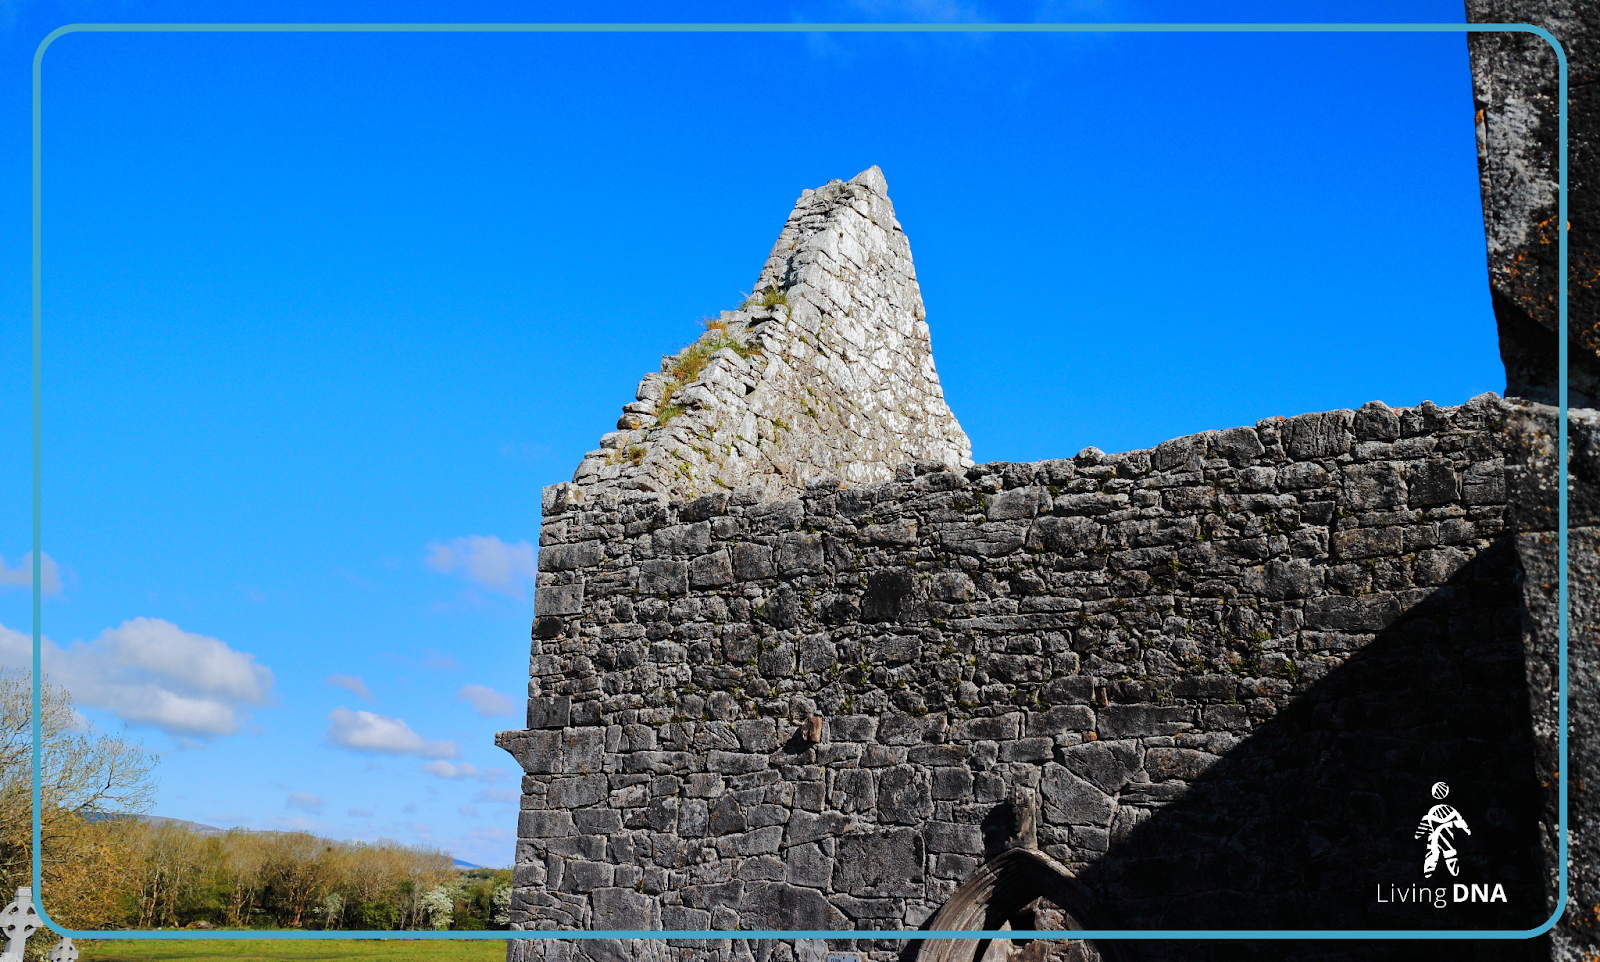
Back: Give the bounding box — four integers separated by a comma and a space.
80, 936, 509, 961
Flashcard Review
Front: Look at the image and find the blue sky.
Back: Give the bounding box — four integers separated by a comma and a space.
0, 0, 1501, 871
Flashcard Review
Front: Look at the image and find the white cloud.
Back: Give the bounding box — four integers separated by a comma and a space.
459, 805, 479, 818
0, 618, 273, 737
422, 760, 510, 783
455, 684, 516, 718
424, 536, 537, 599
471, 787, 518, 805
425, 651, 460, 671
325, 707, 458, 759
421, 760, 476, 779
286, 792, 324, 815
348, 807, 373, 817
268, 814, 327, 833
0, 552, 62, 596
326, 674, 372, 700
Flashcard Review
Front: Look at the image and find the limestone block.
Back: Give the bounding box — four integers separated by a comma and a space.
534, 583, 584, 616
689, 550, 734, 587
636, 560, 687, 597
1144, 747, 1225, 782
1039, 765, 1115, 827
833, 828, 925, 896
737, 881, 843, 930
589, 887, 653, 931
1095, 705, 1193, 739
1283, 410, 1354, 459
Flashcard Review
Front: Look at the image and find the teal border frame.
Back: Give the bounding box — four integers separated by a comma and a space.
30, 21, 1570, 943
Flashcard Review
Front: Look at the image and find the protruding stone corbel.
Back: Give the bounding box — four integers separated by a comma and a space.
1007, 788, 1038, 852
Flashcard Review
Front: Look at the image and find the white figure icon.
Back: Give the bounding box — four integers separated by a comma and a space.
1415, 781, 1471, 878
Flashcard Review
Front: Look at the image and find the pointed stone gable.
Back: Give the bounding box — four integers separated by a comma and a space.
564, 166, 973, 505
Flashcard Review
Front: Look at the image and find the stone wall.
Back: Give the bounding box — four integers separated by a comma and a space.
567, 167, 971, 504
500, 393, 1557, 956
1465, 0, 1599, 406
1466, 7, 1600, 955
1503, 402, 1600, 962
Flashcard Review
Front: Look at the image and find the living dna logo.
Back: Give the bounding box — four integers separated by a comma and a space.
1417, 780, 1470, 878
1375, 781, 1507, 908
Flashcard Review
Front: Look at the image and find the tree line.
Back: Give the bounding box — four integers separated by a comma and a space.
0, 671, 510, 952
116, 820, 511, 932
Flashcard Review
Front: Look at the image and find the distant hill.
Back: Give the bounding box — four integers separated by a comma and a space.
142, 815, 228, 836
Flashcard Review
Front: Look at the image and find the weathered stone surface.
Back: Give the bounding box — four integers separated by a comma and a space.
1408, 459, 1459, 506
1095, 706, 1192, 739
738, 882, 842, 930
637, 560, 688, 597
1144, 747, 1224, 782
833, 829, 924, 896
1039, 764, 1115, 827
1058, 741, 1136, 795
526, 695, 570, 730
861, 569, 916, 622
564, 167, 972, 504
730, 542, 774, 581
589, 888, 652, 930
923, 821, 983, 855
689, 550, 734, 588
505, 160, 1571, 951
1283, 410, 1352, 459
1467, 0, 1600, 406
547, 774, 607, 809
875, 765, 932, 825
534, 583, 583, 616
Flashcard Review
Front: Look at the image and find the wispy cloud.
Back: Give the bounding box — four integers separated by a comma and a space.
424, 536, 537, 599
325, 707, 458, 759
348, 807, 373, 818
471, 787, 518, 805
420, 761, 510, 783
425, 651, 460, 671
841, 0, 988, 20
326, 674, 372, 700
455, 684, 516, 718
286, 792, 324, 815
0, 618, 273, 737
0, 552, 63, 596
458, 804, 479, 818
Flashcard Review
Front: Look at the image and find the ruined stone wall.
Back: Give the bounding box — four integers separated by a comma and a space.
1503, 402, 1600, 962
1465, 0, 1599, 406
500, 393, 1555, 956
568, 167, 971, 504
1466, 8, 1600, 955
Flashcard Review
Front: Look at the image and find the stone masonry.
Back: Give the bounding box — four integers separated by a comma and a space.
503, 392, 1569, 958
500, 162, 1599, 962
1466, 0, 1599, 406
1466, 5, 1600, 957
568, 166, 971, 504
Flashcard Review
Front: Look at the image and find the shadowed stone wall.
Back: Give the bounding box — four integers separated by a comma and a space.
501, 394, 1567, 961
1464, 3, 1600, 954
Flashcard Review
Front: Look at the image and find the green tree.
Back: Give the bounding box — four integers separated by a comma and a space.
0, 670, 157, 954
